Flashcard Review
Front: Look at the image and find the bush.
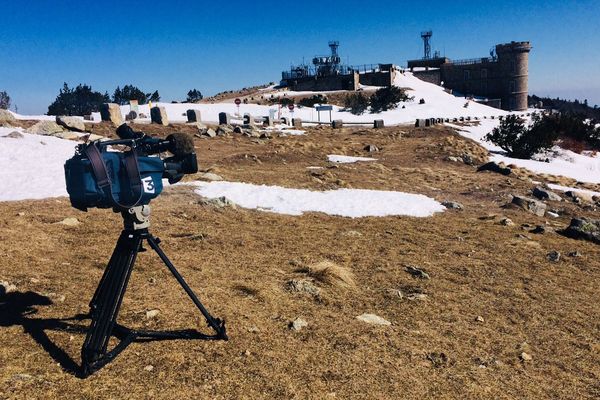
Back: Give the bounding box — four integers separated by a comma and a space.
485, 114, 559, 159
344, 93, 369, 115
298, 94, 327, 108
186, 89, 203, 103
47, 83, 109, 116
369, 87, 413, 113
278, 97, 294, 106
0, 91, 10, 110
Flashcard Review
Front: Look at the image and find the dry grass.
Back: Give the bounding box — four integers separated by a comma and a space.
303, 261, 357, 290
0, 123, 599, 399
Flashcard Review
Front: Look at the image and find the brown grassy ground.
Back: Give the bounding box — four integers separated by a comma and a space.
1, 124, 599, 399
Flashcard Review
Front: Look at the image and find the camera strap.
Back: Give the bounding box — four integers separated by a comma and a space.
84, 143, 144, 210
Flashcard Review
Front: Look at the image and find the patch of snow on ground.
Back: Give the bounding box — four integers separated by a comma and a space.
0, 128, 78, 201
451, 120, 600, 184
191, 181, 445, 218
327, 155, 377, 163
547, 184, 600, 197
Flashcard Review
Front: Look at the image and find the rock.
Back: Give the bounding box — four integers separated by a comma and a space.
150, 107, 169, 126
500, 217, 514, 226
216, 125, 233, 136
404, 265, 430, 279
565, 191, 594, 204
26, 121, 64, 135
146, 309, 160, 319
2, 131, 24, 139
568, 251, 582, 257
202, 128, 217, 138
461, 153, 474, 165
446, 156, 460, 163
186, 109, 202, 123
477, 161, 511, 176
233, 126, 243, 134
54, 131, 80, 140
530, 225, 546, 234
0, 280, 18, 295
285, 279, 320, 298
511, 195, 547, 217
243, 128, 260, 138
364, 144, 379, 152
290, 317, 308, 331
561, 218, 600, 244
198, 196, 236, 208
144, 365, 154, 372
547, 251, 561, 262
547, 211, 559, 218
442, 201, 463, 210
58, 217, 80, 226
56, 116, 86, 132
356, 313, 391, 326
520, 352, 532, 362
125, 111, 137, 121
197, 172, 223, 182
532, 187, 562, 202
475, 315, 485, 323
100, 103, 123, 125
406, 293, 428, 301
0, 109, 16, 122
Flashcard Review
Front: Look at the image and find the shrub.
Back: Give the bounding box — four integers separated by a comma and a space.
344, 93, 369, 115
298, 94, 327, 107
186, 89, 203, 103
369, 87, 413, 113
485, 114, 559, 159
47, 83, 110, 116
0, 91, 10, 110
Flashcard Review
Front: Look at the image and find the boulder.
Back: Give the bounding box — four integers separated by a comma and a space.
565, 190, 594, 204
56, 116, 86, 132
216, 125, 233, 136
100, 103, 123, 125
201, 128, 217, 138
26, 121, 64, 135
532, 187, 562, 202
0, 109, 16, 122
1, 131, 23, 139
289, 317, 308, 331
218, 112, 231, 125
292, 118, 302, 128
363, 144, 379, 152
54, 131, 80, 140
477, 161, 511, 176
332, 120, 343, 129
373, 119, 384, 128
561, 218, 600, 244
511, 195, 547, 217
125, 111, 137, 121
442, 201, 463, 210
150, 107, 169, 126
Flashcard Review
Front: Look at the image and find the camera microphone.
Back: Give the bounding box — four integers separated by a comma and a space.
166, 132, 195, 157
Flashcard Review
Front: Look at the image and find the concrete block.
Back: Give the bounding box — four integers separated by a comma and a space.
292, 118, 302, 128
332, 120, 343, 129
187, 109, 202, 123
373, 119, 384, 128
263, 116, 273, 127
219, 112, 231, 125
280, 117, 289, 125
100, 103, 123, 125
243, 113, 255, 126
150, 107, 169, 125
459, 117, 464, 121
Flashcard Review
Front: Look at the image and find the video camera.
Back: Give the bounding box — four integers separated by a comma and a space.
64, 124, 197, 211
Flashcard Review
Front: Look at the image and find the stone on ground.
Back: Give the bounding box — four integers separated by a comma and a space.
511, 195, 547, 217
150, 106, 169, 126
26, 121, 64, 135
290, 317, 308, 331
561, 218, 600, 244
56, 116, 86, 132
356, 313, 391, 326
100, 103, 123, 125
532, 187, 562, 202
0, 109, 16, 122
2, 131, 24, 139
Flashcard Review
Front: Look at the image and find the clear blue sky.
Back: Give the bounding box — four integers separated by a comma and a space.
1, 0, 599, 114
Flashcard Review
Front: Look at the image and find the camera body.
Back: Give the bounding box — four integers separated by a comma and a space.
64, 124, 197, 211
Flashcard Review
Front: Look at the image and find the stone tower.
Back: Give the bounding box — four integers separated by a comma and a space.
495, 41, 532, 111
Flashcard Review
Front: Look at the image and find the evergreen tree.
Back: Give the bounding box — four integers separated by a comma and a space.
369, 87, 413, 113
47, 83, 109, 116
186, 89, 203, 102
344, 93, 369, 115
0, 91, 10, 110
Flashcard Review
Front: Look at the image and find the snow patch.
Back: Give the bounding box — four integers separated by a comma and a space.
191, 181, 445, 218
547, 184, 600, 197
327, 155, 377, 164
0, 128, 77, 201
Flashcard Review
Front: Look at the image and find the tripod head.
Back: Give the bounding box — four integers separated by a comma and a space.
122, 205, 151, 231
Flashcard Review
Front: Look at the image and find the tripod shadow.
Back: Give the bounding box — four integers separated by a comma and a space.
0, 289, 88, 376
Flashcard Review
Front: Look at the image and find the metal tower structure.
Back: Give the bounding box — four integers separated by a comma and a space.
421, 31, 432, 59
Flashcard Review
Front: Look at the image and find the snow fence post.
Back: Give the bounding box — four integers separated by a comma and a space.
186, 109, 201, 123
218, 112, 230, 125
332, 120, 343, 129
373, 120, 384, 129
150, 106, 169, 126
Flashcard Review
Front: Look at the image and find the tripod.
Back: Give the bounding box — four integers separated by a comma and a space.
81, 205, 227, 377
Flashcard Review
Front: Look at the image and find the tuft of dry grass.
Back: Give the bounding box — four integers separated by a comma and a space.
303, 261, 357, 290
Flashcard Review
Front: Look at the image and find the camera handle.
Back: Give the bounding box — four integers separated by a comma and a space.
81, 206, 227, 377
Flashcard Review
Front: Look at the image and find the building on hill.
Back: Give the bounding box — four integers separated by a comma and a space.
280, 41, 396, 92
408, 39, 532, 111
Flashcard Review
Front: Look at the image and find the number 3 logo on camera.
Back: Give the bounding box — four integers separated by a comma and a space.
141, 176, 156, 194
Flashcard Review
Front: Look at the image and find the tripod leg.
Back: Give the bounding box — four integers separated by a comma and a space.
146, 235, 227, 339
81, 231, 141, 374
